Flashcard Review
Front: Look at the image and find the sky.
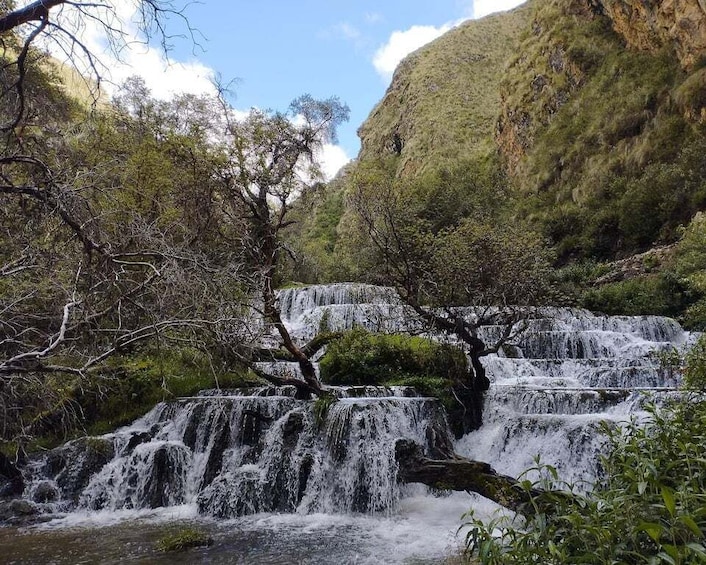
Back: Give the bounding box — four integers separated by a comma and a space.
43, 0, 526, 178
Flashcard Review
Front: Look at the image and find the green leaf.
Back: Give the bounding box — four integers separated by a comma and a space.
679, 515, 703, 537
661, 486, 676, 517
657, 551, 677, 565
639, 521, 663, 543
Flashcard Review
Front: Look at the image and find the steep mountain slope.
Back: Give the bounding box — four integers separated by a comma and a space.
498, 0, 706, 259
342, 0, 706, 260
287, 0, 706, 324
357, 4, 532, 178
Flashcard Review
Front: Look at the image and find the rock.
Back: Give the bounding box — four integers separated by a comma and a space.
598, 0, 706, 70
9, 499, 38, 516
31, 481, 59, 503
0, 453, 24, 498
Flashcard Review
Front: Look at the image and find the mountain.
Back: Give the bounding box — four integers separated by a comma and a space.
356, 0, 706, 260
357, 4, 531, 178
285, 0, 706, 323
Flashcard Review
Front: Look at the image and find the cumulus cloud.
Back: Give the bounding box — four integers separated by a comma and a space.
40, 2, 217, 100
372, 23, 454, 81
473, 0, 526, 19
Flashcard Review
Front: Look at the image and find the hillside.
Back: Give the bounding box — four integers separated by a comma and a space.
352, 0, 706, 261
285, 0, 706, 322
357, 4, 532, 178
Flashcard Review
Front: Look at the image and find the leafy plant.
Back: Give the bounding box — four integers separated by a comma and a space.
463, 400, 706, 564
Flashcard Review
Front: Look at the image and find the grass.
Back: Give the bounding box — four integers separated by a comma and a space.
155, 527, 213, 552
357, 3, 531, 178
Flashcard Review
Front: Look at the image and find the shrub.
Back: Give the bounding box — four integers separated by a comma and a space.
684, 334, 706, 391
580, 273, 690, 317
319, 328, 468, 385
463, 401, 706, 564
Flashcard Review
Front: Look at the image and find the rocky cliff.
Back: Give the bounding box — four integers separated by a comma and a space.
597, 0, 706, 69
352, 0, 706, 261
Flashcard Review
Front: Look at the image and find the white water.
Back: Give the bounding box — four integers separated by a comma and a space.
12, 283, 697, 563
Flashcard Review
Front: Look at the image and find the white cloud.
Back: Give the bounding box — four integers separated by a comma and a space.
39, 2, 217, 100
318, 144, 351, 181
473, 0, 525, 19
335, 22, 362, 41
372, 23, 454, 81
110, 49, 216, 99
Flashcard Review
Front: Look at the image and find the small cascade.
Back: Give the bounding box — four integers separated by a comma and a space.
22, 387, 452, 520
277, 283, 420, 341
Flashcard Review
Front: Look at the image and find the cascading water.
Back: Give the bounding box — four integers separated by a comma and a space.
457, 306, 693, 485
4, 283, 697, 564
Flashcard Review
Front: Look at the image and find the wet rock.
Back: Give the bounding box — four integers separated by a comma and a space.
123, 431, 152, 455
32, 481, 59, 503
9, 499, 38, 516
46, 437, 115, 504
0, 453, 24, 498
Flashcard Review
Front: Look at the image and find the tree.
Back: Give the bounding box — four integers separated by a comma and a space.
348, 158, 555, 430
213, 89, 349, 398
0, 76, 261, 449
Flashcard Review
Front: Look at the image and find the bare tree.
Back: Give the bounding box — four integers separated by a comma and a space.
347, 158, 555, 431
214, 88, 349, 398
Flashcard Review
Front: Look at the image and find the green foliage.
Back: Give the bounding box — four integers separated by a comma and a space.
684, 335, 706, 392
155, 527, 212, 552
500, 0, 706, 261
319, 328, 468, 386
674, 213, 706, 329
81, 348, 258, 435
313, 394, 338, 427
463, 401, 706, 564
580, 274, 691, 317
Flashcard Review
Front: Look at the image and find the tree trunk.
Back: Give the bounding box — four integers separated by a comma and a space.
395, 439, 550, 516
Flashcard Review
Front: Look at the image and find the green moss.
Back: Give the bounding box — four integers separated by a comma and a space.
319, 328, 468, 386
155, 527, 212, 552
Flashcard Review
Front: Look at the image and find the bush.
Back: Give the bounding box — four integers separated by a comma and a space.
319, 328, 468, 385
463, 401, 706, 564
580, 273, 690, 317
684, 334, 706, 391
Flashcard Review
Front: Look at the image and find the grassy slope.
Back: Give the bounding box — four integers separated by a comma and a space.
504, 0, 706, 261
357, 4, 532, 178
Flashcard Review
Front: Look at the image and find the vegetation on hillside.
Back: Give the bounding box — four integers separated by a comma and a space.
357, 3, 531, 179
507, 0, 706, 261
287, 0, 706, 331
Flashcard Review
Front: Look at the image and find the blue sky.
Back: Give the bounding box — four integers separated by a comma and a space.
47, 0, 526, 177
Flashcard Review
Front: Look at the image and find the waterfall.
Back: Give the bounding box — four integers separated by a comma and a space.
456, 305, 693, 486
23, 389, 452, 519
10, 283, 698, 564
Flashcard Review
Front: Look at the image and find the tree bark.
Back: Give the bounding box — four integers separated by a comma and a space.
0, 0, 64, 33
395, 439, 547, 516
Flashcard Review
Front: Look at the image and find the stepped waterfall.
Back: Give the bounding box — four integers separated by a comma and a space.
5, 283, 696, 563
